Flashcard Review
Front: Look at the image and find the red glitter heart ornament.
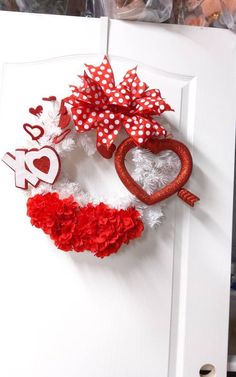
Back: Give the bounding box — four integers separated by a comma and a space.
115, 137, 199, 206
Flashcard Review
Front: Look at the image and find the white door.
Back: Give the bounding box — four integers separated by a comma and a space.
0, 11, 235, 377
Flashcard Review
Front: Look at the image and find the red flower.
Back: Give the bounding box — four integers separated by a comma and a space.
27, 193, 144, 257
27, 193, 79, 251
50, 197, 79, 251
73, 203, 144, 258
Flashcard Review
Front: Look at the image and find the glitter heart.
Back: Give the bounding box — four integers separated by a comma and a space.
115, 137, 199, 206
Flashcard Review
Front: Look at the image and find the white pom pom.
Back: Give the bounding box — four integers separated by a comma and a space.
140, 204, 165, 228
77, 133, 97, 156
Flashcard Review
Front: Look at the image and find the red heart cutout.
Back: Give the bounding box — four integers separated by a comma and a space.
115, 137, 194, 205
29, 105, 43, 116
42, 96, 57, 102
23, 123, 44, 141
33, 156, 50, 174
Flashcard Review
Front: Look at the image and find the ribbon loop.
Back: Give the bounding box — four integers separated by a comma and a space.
62, 56, 173, 156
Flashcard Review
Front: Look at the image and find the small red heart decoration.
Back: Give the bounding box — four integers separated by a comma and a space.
115, 137, 199, 206
29, 105, 43, 117
23, 123, 44, 141
42, 96, 57, 102
33, 156, 50, 174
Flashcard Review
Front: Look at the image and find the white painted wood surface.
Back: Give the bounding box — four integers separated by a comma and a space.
0, 11, 235, 377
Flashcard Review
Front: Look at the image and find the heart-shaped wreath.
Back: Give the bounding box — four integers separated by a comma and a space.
2, 56, 199, 258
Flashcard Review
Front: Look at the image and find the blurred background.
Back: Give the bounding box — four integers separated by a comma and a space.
1, 0, 236, 29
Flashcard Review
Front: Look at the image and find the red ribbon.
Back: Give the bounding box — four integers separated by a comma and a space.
63, 56, 173, 153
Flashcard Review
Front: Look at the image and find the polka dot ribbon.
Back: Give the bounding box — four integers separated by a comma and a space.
63, 56, 173, 152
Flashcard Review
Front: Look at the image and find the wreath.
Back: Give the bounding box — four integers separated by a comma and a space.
2, 56, 199, 258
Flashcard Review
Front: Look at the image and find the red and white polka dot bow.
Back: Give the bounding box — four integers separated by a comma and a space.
63, 56, 172, 156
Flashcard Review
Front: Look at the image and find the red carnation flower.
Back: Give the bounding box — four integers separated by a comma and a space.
27, 192, 62, 234
27, 194, 144, 257
49, 196, 79, 251
27, 193, 79, 251
73, 203, 144, 258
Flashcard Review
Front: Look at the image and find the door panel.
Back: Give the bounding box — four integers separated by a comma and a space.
108, 21, 236, 376
0, 57, 176, 377
0, 12, 235, 377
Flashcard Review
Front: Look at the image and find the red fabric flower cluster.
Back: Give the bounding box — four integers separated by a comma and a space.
27, 192, 144, 258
